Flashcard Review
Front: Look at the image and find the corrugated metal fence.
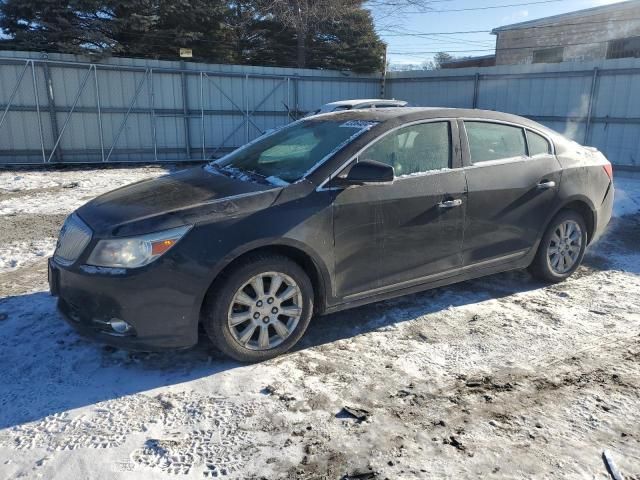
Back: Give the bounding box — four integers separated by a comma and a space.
0, 51, 380, 164
1, 50, 640, 169
388, 58, 640, 170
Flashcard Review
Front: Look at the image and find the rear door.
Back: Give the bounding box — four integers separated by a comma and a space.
460, 119, 562, 266
332, 120, 467, 298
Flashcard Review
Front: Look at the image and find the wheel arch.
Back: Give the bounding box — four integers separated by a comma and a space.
545, 196, 597, 244
199, 239, 331, 321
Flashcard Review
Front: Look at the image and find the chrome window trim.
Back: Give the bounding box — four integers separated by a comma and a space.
462, 155, 529, 170
460, 117, 556, 167
316, 117, 455, 192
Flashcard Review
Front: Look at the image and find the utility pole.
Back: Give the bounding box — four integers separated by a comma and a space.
380, 44, 388, 99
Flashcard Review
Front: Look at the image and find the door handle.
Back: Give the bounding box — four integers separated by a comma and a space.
537, 180, 556, 190
438, 198, 463, 208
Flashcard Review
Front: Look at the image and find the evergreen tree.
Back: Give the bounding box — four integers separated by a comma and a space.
106, 0, 232, 63
0, 0, 386, 71
0, 0, 113, 53
308, 7, 385, 72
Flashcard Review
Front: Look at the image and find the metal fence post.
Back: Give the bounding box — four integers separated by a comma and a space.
149, 69, 158, 162
93, 65, 105, 162
41, 56, 62, 161
472, 73, 480, 109
244, 74, 249, 143
584, 67, 599, 145
293, 75, 300, 119
200, 71, 205, 160
380, 45, 388, 99
286, 77, 291, 123
180, 61, 192, 159
30, 60, 47, 163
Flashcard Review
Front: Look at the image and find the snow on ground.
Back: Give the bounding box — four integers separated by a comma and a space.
613, 176, 640, 217
0, 238, 57, 273
0, 166, 172, 215
0, 167, 639, 479
0, 166, 171, 272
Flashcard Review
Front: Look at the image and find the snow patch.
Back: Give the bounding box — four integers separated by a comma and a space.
0, 167, 170, 216
339, 120, 379, 129
396, 167, 451, 179
0, 238, 57, 273
613, 177, 640, 217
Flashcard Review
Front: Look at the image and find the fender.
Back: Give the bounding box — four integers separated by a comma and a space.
537, 193, 597, 249
195, 236, 334, 314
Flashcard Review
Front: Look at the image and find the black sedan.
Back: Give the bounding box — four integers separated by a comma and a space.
49, 108, 614, 361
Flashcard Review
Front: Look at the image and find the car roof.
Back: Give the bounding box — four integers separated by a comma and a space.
323, 99, 407, 107
311, 107, 559, 137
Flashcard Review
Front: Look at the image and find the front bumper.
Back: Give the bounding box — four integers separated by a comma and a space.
49, 258, 200, 351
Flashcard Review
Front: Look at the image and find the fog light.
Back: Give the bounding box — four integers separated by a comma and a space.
109, 318, 132, 334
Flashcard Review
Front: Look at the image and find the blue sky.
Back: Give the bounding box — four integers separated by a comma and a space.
368, 0, 628, 66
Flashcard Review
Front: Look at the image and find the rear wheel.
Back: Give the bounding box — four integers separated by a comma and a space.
202, 254, 314, 362
529, 210, 587, 283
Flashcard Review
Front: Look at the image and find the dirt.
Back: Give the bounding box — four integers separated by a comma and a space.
0, 213, 66, 243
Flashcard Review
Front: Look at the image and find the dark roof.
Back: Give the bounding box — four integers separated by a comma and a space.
492, 0, 640, 33
313, 107, 556, 135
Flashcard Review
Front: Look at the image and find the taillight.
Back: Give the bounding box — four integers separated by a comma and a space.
603, 163, 613, 180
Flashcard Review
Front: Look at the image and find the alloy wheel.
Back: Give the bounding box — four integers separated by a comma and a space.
547, 220, 583, 274
227, 271, 303, 351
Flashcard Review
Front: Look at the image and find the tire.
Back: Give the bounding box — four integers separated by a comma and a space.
528, 209, 588, 283
202, 253, 314, 362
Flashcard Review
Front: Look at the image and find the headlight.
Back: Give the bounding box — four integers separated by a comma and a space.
86, 225, 191, 269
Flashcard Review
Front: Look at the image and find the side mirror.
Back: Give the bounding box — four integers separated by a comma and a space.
342, 159, 394, 185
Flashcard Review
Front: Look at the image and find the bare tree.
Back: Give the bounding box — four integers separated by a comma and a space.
258, 0, 438, 68
363, 0, 439, 34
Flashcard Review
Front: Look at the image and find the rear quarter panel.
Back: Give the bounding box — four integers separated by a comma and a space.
552, 138, 612, 239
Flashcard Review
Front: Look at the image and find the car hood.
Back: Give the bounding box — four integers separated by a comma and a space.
77, 166, 282, 237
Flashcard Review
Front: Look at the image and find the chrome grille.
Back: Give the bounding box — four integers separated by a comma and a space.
54, 214, 92, 266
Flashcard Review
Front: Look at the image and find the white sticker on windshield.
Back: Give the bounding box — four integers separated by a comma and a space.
339, 120, 378, 129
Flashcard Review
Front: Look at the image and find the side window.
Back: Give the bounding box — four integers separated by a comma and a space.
465, 121, 526, 163
361, 122, 451, 176
527, 130, 552, 156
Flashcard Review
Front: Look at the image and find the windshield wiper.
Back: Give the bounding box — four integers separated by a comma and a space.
205, 163, 234, 178
214, 164, 273, 185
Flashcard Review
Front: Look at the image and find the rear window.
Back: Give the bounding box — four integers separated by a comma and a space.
465, 121, 527, 163
527, 130, 552, 156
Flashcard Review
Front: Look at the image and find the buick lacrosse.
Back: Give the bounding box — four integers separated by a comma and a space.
49, 108, 614, 361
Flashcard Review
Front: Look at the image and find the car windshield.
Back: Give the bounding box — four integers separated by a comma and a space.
211, 119, 375, 183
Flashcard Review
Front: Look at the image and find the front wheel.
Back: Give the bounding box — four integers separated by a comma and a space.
202, 254, 314, 362
528, 210, 587, 283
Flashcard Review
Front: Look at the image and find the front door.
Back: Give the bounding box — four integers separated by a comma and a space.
332, 120, 467, 299
460, 120, 563, 266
